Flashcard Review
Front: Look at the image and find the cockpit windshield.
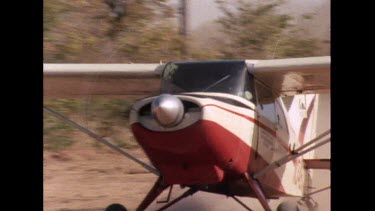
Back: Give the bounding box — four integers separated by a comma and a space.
160, 61, 255, 101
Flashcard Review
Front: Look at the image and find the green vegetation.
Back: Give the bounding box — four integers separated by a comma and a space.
44, 0, 187, 62
44, 135, 74, 151
113, 136, 139, 149
43, 98, 138, 151
44, 113, 75, 151
215, 0, 318, 59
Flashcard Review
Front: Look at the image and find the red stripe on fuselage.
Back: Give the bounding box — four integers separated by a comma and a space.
202, 104, 289, 151
202, 104, 276, 136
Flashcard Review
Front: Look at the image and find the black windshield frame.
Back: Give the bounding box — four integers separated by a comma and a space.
160, 61, 256, 103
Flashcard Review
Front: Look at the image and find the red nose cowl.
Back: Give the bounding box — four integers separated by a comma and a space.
131, 120, 252, 185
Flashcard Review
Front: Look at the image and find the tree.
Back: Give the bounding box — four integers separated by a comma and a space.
215, 0, 319, 59
43, 0, 184, 63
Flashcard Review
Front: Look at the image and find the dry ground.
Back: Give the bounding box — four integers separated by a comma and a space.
44, 142, 330, 211
44, 145, 157, 211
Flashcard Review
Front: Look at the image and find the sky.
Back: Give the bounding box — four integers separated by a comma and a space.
170, 0, 329, 30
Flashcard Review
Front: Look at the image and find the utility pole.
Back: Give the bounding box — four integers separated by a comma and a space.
179, 0, 188, 59
179, 0, 188, 36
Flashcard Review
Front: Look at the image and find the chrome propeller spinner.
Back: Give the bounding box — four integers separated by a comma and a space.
151, 94, 184, 127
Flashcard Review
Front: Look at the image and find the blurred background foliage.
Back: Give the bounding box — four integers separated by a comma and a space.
216, 1, 318, 59
44, 0, 329, 63
44, 0, 187, 62
44, 98, 138, 151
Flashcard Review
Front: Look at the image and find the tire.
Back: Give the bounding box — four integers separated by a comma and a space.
277, 200, 301, 211
105, 203, 127, 211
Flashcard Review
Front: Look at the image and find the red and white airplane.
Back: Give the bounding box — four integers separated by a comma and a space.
44, 56, 330, 211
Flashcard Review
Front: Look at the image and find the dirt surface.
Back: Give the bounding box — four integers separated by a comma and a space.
44, 145, 157, 211
44, 142, 330, 211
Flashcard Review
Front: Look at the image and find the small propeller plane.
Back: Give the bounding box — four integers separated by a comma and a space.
44, 56, 330, 211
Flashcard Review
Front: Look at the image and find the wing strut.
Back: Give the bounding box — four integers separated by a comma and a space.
303, 186, 331, 198
43, 106, 160, 176
253, 129, 331, 179
243, 172, 272, 211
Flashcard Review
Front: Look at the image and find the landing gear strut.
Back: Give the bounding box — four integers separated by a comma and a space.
242, 172, 272, 211
106, 177, 199, 211
136, 177, 170, 211
135, 176, 197, 211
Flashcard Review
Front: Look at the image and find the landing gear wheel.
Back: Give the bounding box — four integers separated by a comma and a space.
105, 203, 127, 211
277, 200, 301, 211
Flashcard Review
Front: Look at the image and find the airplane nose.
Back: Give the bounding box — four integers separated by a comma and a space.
151, 94, 184, 127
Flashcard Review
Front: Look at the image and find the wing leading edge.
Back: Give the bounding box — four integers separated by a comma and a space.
44, 63, 164, 97
246, 56, 330, 96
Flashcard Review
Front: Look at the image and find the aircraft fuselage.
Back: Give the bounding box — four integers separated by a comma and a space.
130, 61, 308, 199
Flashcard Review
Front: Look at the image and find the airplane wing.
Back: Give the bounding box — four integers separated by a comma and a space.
44, 56, 330, 98
44, 63, 164, 98
246, 56, 330, 96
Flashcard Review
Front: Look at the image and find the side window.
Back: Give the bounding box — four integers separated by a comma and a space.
275, 101, 288, 134
255, 82, 277, 124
